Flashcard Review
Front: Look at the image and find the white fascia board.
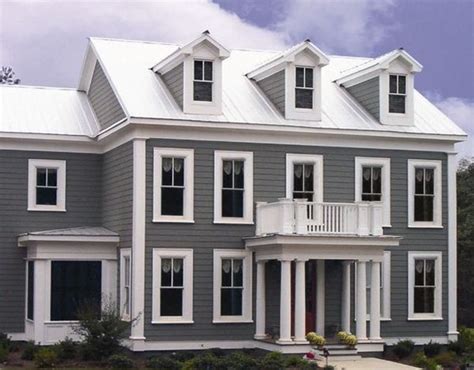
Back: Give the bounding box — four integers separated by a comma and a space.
18, 234, 120, 246
77, 43, 97, 92
379, 49, 423, 72
151, 50, 185, 74
181, 33, 230, 58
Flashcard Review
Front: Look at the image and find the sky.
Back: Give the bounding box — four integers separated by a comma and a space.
0, 0, 472, 158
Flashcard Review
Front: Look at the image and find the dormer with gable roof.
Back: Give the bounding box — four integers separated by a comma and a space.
247, 40, 330, 121
152, 31, 230, 115
336, 48, 423, 126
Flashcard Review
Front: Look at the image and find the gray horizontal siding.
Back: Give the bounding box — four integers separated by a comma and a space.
0, 151, 102, 333
88, 62, 126, 131
161, 63, 184, 109
257, 70, 286, 115
144, 139, 448, 341
347, 77, 380, 120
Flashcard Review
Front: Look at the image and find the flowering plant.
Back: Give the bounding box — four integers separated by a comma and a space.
336, 331, 357, 347
306, 332, 326, 347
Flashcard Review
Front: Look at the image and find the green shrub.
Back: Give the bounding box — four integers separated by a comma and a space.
146, 356, 181, 370
222, 352, 258, 370
182, 352, 222, 370
460, 327, 474, 352
108, 354, 135, 369
0, 346, 8, 363
447, 340, 465, 355
412, 352, 438, 370
54, 337, 78, 360
285, 355, 317, 369
433, 351, 460, 368
423, 340, 442, 357
322, 366, 336, 370
259, 352, 286, 370
21, 340, 39, 360
392, 339, 415, 359
0, 333, 11, 352
34, 348, 58, 368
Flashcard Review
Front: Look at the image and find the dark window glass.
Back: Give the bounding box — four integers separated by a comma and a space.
27, 261, 34, 320
413, 259, 436, 314
36, 168, 58, 205
389, 74, 406, 113
296, 67, 305, 87
160, 258, 184, 317
204, 61, 213, 81
194, 60, 213, 102
221, 289, 243, 316
37, 188, 57, 205
293, 163, 314, 201
389, 75, 398, 93
162, 158, 173, 186
222, 160, 245, 218
389, 95, 406, 113
414, 196, 434, 221
398, 75, 406, 94
50, 261, 102, 321
37, 169, 47, 186
160, 289, 182, 316
161, 258, 172, 287
414, 167, 435, 222
161, 157, 185, 216
194, 60, 203, 80
361, 166, 382, 201
193, 81, 212, 101
48, 170, 57, 187
295, 89, 313, 109
295, 67, 314, 109
222, 190, 244, 217
414, 287, 434, 313
305, 68, 313, 88
221, 258, 243, 316
425, 169, 434, 194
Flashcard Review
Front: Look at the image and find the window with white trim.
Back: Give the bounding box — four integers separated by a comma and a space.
408, 252, 442, 320
408, 160, 442, 228
28, 159, 66, 212
389, 74, 406, 113
153, 148, 194, 223
152, 249, 193, 324
214, 151, 253, 224
286, 154, 324, 203
213, 249, 252, 323
193, 60, 213, 102
355, 157, 391, 227
120, 249, 131, 321
295, 67, 314, 109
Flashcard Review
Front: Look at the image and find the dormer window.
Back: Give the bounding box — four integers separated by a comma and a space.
295, 67, 313, 109
193, 60, 213, 102
389, 74, 406, 113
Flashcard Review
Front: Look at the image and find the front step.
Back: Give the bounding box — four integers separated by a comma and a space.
315, 344, 361, 361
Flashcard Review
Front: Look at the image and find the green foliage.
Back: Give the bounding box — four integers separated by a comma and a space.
146, 355, 182, 370
182, 352, 222, 370
108, 354, 135, 369
0, 346, 8, 363
433, 351, 459, 368
423, 340, 442, 357
447, 340, 465, 355
259, 351, 286, 370
460, 327, 474, 352
33, 348, 58, 368
285, 355, 318, 369
53, 337, 78, 360
412, 352, 438, 370
0, 332, 11, 351
392, 339, 415, 359
221, 352, 259, 370
21, 340, 39, 360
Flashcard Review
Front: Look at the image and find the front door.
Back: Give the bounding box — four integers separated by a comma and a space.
290, 260, 317, 336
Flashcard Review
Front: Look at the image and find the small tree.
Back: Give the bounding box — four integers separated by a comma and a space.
0, 66, 20, 85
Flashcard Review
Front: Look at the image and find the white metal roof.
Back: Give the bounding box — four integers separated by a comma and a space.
19, 226, 118, 237
0, 85, 100, 137
91, 37, 465, 138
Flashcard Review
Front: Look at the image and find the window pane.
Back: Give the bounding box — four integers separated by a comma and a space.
415, 168, 424, 194
221, 288, 243, 316
294, 164, 303, 192
233, 259, 243, 287
415, 196, 434, 222
362, 194, 381, 201
194, 60, 203, 80
389, 95, 405, 113
304, 165, 313, 192
295, 88, 313, 109
305, 68, 313, 88
27, 261, 34, 320
221, 259, 232, 287
173, 158, 184, 186
414, 287, 434, 313
193, 81, 212, 101
414, 259, 424, 285
161, 258, 172, 287
160, 288, 183, 316
47, 169, 57, 187
425, 259, 435, 286
222, 189, 244, 217
389, 75, 397, 93
362, 167, 372, 194
372, 167, 382, 194
222, 160, 233, 188
173, 259, 184, 287
37, 168, 47, 186
398, 75, 406, 94
161, 187, 184, 216
234, 161, 244, 189
204, 61, 213, 81
37, 187, 57, 205
50, 261, 102, 321
425, 169, 434, 195
296, 67, 304, 87
162, 158, 173, 186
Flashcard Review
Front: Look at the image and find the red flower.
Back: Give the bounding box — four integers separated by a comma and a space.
305, 352, 315, 360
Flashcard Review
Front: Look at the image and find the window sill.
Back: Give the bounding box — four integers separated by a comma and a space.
213, 319, 254, 324
213, 220, 254, 225
408, 224, 443, 229
407, 316, 443, 321
27, 207, 66, 213
152, 218, 195, 224
354, 317, 392, 322
44, 320, 79, 324
151, 320, 194, 325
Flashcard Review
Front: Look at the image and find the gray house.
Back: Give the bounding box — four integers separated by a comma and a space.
0, 32, 467, 354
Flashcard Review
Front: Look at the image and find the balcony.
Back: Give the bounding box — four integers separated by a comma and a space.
256, 198, 384, 237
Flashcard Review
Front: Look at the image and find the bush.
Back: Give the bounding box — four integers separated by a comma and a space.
146, 356, 181, 370
54, 337, 78, 360
447, 340, 465, 355
423, 340, 442, 357
305, 332, 326, 346
21, 341, 39, 360
259, 352, 286, 370
285, 355, 317, 369
108, 354, 135, 369
0, 333, 11, 352
412, 352, 438, 370
433, 351, 460, 368
460, 327, 474, 352
34, 348, 58, 368
222, 352, 258, 370
0, 346, 8, 363
392, 339, 415, 359
182, 352, 222, 370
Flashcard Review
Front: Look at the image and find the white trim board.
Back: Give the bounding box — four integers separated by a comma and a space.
447, 153, 458, 339
27, 159, 66, 212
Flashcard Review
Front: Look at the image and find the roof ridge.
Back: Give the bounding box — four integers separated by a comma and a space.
89, 36, 179, 46
0, 84, 78, 91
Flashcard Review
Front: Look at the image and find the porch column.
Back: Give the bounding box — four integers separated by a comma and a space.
369, 261, 381, 340
341, 261, 351, 333
294, 259, 308, 343
316, 260, 325, 336
277, 259, 293, 344
356, 260, 367, 340
255, 260, 266, 340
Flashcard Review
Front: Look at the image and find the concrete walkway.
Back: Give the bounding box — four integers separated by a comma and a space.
324, 358, 420, 370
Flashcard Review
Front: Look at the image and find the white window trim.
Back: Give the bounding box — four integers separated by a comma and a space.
214, 151, 254, 224
354, 252, 391, 321
355, 157, 391, 227
192, 59, 214, 104
28, 159, 66, 212
294, 66, 315, 110
153, 148, 194, 223
407, 159, 442, 228
152, 248, 193, 324
408, 251, 443, 321
120, 248, 131, 321
213, 249, 253, 324
286, 153, 324, 203
388, 74, 407, 114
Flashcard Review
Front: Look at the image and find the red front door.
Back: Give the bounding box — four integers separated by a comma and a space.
290, 261, 317, 336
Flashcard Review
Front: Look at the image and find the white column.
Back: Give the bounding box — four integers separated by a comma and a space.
294, 260, 308, 343
33, 259, 47, 344
277, 259, 293, 344
255, 260, 266, 340
356, 261, 367, 340
447, 153, 458, 340
316, 260, 325, 336
369, 261, 381, 340
341, 261, 351, 333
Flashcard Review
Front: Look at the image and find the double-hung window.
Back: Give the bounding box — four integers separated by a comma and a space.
389, 74, 406, 113
408, 252, 442, 320
120, 249, 131, 320
286, 154, 323, 203
213, 249, 252, 323
361, 166, 382, 201
295, 67, 314, 109
193, 60, 213, 102
153, 148, 194, 222
408, 160, 442, 227
152, 249, 193, 324
28, 159, 66, 212
293, 163, 314, 201
214, 151, 253, 224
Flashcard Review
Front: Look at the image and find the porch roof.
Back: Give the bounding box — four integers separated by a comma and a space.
18, 226, 119, 246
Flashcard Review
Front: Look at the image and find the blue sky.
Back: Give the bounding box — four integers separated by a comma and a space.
1, 0, 472, 157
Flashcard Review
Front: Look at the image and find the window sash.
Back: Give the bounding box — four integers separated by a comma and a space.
194, 60, 213, 82
389, 75, 406, 113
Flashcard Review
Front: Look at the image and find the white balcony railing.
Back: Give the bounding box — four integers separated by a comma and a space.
256, 198, 383, 237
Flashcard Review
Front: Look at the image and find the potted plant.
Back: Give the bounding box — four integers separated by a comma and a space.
336, 331, 357, 347
306, 332, 326, 348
